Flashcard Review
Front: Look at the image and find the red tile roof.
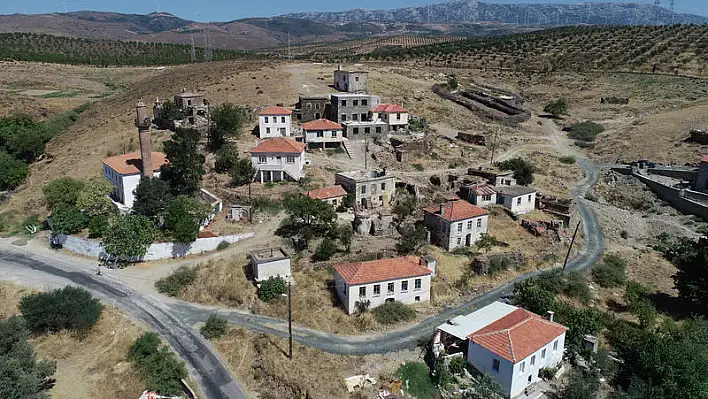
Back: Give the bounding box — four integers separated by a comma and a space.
102, 152, 168, 175
372, 104, 409, 113
334, 256, 432, 285
301, 119, 343, 131
701, 155, 708, 163
259, 106, 293, 116
423, 200, 488, 222
250, 137, 305, 154
304, 185, 347, 200
469, 308, 568, 363
468, 184, 497, 196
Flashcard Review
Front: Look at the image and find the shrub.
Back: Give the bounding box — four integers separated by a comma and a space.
42, 177, 85, 209
398, 362, 435, 399
567, 121, 605, 142
258, 276, 287, 302
412, 163, 425, 171
497, 157, 535, 185
0, 316, 56, 398
559, 156, 576, 164
19, 286, 103, 333
592, 254, 627, 288
214, 145, 239, 173
155, 266, 197, 297
87, 214, 110, 238
129, 332, 187, 396
544, 98, 569, 117
448, 356, 467, 375
200, 314, 228, 339
0, 150, 30, 191
539, 366, 556, 380
216, 240, 230, 251
313, 239, 337, 261
373, 301, 416, 325
434, 360, 453, 387
49, 204, 89, 234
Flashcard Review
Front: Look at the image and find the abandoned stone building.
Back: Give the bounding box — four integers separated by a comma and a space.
294, 95, 329, 122
423, 198, 489, 251
333, 68, 369, 93
174, 89, 208, 116
335, 169, 396, 209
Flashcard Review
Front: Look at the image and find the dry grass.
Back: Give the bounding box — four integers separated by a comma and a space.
527, 151, 584, 197
180, 258, 257, 307
0, 281, 33, 318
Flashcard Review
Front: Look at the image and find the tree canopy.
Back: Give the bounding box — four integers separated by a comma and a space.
655, 234, 708, 313
103, 214, 155, 261
0, 150, 29, 191
282, 194, 336, 238
164, 196, 211, 243
75, 177, 117, 217
544, 98, 569, 118
132, 177, 171, 221
19, 286, 103, 334
42, 177, 85, 210
49, 204, 89, 235
209, 103, 247, 151
496, 157, 535, 186
159, 128, 205, 197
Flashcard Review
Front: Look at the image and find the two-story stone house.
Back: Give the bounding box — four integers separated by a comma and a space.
294, 95, 329, 122
334, 256, 436, 314
335, 169, 396, 209
423, 198, 489, 251
258, 106, 292, 138
301, 118, 345, 149
250, 137, 306, 183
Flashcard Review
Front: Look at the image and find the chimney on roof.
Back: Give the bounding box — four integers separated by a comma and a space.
546, 310, 554, 322
439, 203, 445, 215
135, 100, 153, 178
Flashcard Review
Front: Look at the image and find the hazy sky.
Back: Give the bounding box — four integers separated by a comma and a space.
1, 0, 706, 21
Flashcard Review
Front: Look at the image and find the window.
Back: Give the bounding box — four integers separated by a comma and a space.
266, 127, 271, 134
258, 156, 267, 164
355, 76, 359, 82
352, 113, 358, 121
286, 157, 295, 164
281, 116, 286, 123
414, 278, 422, 290
387, 282, 394, 294
317, 131, 324, 137
492, 359, 500, 372
361, 185, 367, 194
520, 361, 525, 374
341, 114, 347, 121
330, 131, 337, 138
315, 103, 320, 109
264, 116, 269, 123
477, 219, 482, 228
306, 103, 312, 109
381, 183, 386, 190
531, 355, 536, 367
396, 113, 401, 120
415, 296, 420, 301
353, 100, 359, 106
371, 184, 376, 194
364, 127, 370, 134
362, 99, 368, 106
276, 156, 281, 160
483, 194, 492, 201
401, 281, 408, 292
361, 113, 367, 121
553, 340, 558, 351
376, 127, 382, 133
517, 197, 522, 205
359, 286, 366, 298
373, 284, 380, 296
341, 100, 347, 106
528, 194, 532, 202
457, 223, 463, 232
457, 237, 461, 245
541, 348, 546, 359
353, 128, 359, 134
467, 221, 473, 230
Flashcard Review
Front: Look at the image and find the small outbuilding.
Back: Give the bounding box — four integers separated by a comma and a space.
493, 185, 537, 215
304, 185, 348, 208
249, 247, 292, 283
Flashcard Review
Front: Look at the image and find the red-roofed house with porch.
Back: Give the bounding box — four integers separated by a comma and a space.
423, 198, 489, 251
304, 185, 348, 207
333, 256, 437, 314
435, 302, 567, 398
371, 103, 409, 132
301, 118, 345, 149
250, 138, 306, 183
258, 106, 293, 138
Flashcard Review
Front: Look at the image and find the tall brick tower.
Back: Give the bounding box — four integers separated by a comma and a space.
135, 99, 153, 177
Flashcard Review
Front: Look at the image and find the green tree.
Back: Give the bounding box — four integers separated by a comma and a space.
87, 214, 111, 238
103, 214, 155, 261
497, 157, 535, 186
314, 239, 337, 261
668, 237, 708, 312
229, 158, 255, 187
475, 233, 499, 253
164, 196, 211, 243
132, 177, 171, 221
282, 194, 336, 237
49, 204, 89, 234
75, 177, 117, 217
448, 356, 467, 375
214, 144, 239, 173
155, 100, 184, 130
129, 332, 187, 396
544, 98, 569, 118
19, 286, 103, 334
513, 278, 558, 315
0, 115, 48, 162
258, 276, 287, 302
209, 103, 247, 151
396, 223, 427, 255
200, 314, 228, 340
560, 369, 599, 399
338, 224, 354, 252
0, 317, 56, 399
0, 150, 29, 191
42, 177, 84, 209
159, 127, 205, 197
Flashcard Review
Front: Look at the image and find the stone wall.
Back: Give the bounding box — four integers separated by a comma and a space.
632, 173, 708, 221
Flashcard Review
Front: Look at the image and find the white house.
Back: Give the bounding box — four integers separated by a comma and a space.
371, 104, 409, 132
258, 106, 293, 138
301, 119, 345, 149
304, 185, 348, 208
423, 198, 489, 251
250, 247, 291, 283
333, 256, 436, 314
435, 302, 567, 398
102, 151, 168, 208
464, 183, 498, 207
250, 138, 306, 183
494, 185, 537, 215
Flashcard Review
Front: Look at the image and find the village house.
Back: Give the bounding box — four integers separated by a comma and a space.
250, 247, 292, 283
301, 118, 345, 149
333, 256, 436, 314
335, 169, 396, 209
333, 68, 369, 93
294, 95, 329, 122
494, 185, 537, 215
434, 302, 567, 398
173, 89, 208, 117
470, 168, 517, 186
423, 198, 489, 251
462, 183, 498, 207
250, 137, 306, 183
371, 103, 410, 132
304, 185, 348, 208
329, 93, 386, 137
258, 106, 293, 138
103, 100, 169, 209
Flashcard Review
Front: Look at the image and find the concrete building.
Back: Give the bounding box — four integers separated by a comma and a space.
301, 119, 345, 149
462, 183, 498, 207
494, 185, 537, 215
304, 185, 348, 208
423, 199, 489, 251
250, 138, 306, 183
258, 106, 293, 138
371, 104, 409, 132
329, 93, 381, 124
250, 247, 292, 283
435, 302, 567, 398
335, 169, 396, 209
333, 69, 369, 93
294, 95, 329, 122
333, 256, 435, 314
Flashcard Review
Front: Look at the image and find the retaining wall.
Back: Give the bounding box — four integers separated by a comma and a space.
632, 173, 708, 221
54, 232, 254, 261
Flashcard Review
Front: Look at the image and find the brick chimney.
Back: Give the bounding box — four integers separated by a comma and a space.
135, 100, 153, 177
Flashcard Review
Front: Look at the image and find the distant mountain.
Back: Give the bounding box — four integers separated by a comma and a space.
285, 1, 708, 26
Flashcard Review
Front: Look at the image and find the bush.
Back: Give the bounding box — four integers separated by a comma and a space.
200, 314, 228, 339
155, 266, 197, 297
0, 316, 56, 398
567, 121, 605, 142
42, 177, 84, 209
373, 301, 417, 325
49, 204, 89, 234
313, 239, 337, 261
258, 276, 287, 302
497, 157, 535, 186
448, 356, 467, 375
544, 98, 569, 117
214, 145, 239, 173
216, 240, 230, 251
19, 286, 103, 334
559, 156, 576, 164
539, 367, 556, 381
398, 362, 435, 399
0, 150, 30, 191
129, 332, 187, 396
592, 254, 627, 288
412, 163, 425, 171
87, 214, 110, 238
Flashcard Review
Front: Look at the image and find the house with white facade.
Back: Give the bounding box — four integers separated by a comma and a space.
462, 183, 498, 207
335, 169, 396, 210
494, 185, 537, 215
103, 152, 168, 209
304, 185, 348, 208
301, 119, 345, 149
423, 198, 489, 251
371, 104, 409, 132
250, 247, 291, 283
435, 302, 567, 398
334, 256, 436, 314
258, 106, 293, 138
250, 137, 306, 183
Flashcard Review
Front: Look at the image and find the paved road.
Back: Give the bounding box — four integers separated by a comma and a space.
0, 245, 250, 399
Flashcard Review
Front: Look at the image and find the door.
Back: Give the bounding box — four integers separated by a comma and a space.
315, 112, 320, 119
466, 233, 472, 247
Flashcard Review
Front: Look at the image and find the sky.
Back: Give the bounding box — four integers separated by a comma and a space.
0, 0, 706, 21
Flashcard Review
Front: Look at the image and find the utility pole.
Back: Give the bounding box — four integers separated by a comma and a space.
562, 221, 581, 274
190, 35, 196, 62
287, 281, 293, 360
489, 129, 499, 165
364, 137, 369, 169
